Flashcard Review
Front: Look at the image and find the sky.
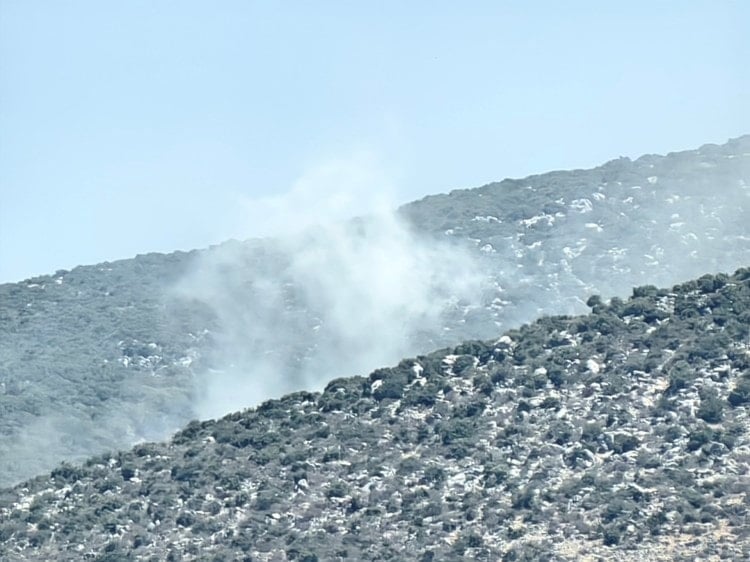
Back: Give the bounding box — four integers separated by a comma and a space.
1, 1, 748, 283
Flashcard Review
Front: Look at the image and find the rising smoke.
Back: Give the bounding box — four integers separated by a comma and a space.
175, 154, 487, 419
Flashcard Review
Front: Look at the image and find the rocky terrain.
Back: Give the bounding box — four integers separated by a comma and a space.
1, 266, 749, 561
0, 135, 748, 487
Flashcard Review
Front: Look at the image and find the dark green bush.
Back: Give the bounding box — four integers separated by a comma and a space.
728, 376, 750, 407
697, 388, 724, 423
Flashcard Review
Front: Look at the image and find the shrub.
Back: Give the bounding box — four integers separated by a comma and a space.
489, 364, 512, 384
454, 341, 493, 363
421, 465, 445, 486
686, 426, 714, 452
611, 434, 640, 454
50, 463, 85, 483
455, 400, 484, 418
511, 487, 535, 509
728, 377, 750, 407
437, 419, 473, 444
372, 377, 406, 401
402, 386, 437, 408
697, 388, 724, 423
666, 361, 695, 395
175, 512, 194, 527
632, 285, 659, 298
601, 524, 623, 546
326, 482, 348, 499
254, 492, 276, 511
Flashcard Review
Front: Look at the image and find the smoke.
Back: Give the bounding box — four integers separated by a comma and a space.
233, 150, 399, 238
175, 154, 486, 419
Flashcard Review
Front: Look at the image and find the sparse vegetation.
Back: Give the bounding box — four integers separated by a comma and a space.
0, 266, 748, 560
1, 137, 750, 560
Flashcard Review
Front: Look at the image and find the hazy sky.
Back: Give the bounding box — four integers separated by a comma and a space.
1, 1, 748, 283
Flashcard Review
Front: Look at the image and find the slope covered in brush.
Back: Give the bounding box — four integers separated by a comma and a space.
0, 135, 748, 488
1, 266, 749, 561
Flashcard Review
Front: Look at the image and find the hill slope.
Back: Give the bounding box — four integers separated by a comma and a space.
1, 135, 749, 488
1, 267, 749, 560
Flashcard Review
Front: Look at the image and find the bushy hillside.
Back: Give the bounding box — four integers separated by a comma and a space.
402, 134, 750, 301
1, 267, 749, 561
0, 135, 748, 488
0, 251, 214, 487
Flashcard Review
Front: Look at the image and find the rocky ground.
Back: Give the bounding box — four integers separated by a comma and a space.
1, 267, 749, 561
0, 134, 748, 489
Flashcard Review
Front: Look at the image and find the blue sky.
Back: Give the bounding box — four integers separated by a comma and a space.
1, 1, 748, 282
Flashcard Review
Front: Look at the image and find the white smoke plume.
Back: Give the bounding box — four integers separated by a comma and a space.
175, 153, 486, 419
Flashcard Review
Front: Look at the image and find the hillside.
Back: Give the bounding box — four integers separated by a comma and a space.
0, 135, 749, 487
1, 267, 749, 561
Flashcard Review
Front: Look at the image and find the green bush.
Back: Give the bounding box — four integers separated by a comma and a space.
686, 426, 714, 452
697, 388, 724, 423
728, 376, 750, 407
437, 419, 474, 444
611, 434, 640, 454
326, 482, 348, 499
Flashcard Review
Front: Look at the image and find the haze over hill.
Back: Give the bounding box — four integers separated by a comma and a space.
175, 210, 485, 420
2, 266, 750, 560
0, 135, 748, 488
181, 134, 750, 418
